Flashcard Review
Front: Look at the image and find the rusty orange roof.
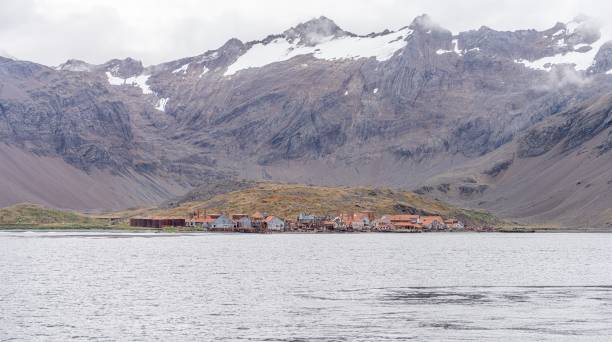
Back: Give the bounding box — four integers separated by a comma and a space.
421, 216, 444, 224
264, 216, 278, 222
388, 215, 420, 221
252, 211, 264, 219
394, 222, 423, 228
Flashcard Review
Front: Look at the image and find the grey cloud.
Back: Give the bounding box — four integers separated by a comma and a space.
537, 66, 591, 91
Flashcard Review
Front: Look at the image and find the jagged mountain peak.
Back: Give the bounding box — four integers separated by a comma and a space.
221, 38, 244, 49
591, 41, 612, 74
283, 16, 350, 46
409, 14, 445, 33
102, 57, 144, 78
57, 59, 94, 72
295, 15, 339, 30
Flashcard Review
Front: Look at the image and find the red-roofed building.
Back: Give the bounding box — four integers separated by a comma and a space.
351, 212, 371, 230
377, 214, 423, 230
251, 212, 265, 221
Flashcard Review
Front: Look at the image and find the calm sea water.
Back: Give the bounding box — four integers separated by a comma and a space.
1, 232, 612, 341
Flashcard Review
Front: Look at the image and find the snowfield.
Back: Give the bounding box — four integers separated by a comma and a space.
514, 17, 608, 72
172, 64, 189, 74
106, 72, 153, 94
515, 39, 605, 72
225, 28, 413, 76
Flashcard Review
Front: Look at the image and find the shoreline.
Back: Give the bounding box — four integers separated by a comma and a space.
0, 226, 610, 233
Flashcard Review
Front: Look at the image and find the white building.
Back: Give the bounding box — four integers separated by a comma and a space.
264, 216, 285, 231
211, 215, 234, 229
236, 216, 252, 229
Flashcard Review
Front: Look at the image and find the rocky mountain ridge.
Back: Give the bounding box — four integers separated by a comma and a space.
1, 14, 611, 227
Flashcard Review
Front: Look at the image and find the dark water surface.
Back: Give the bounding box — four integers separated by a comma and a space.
1, 232, 612, 341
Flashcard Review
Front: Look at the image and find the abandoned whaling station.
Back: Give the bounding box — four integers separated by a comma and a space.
129, 210, 466, 233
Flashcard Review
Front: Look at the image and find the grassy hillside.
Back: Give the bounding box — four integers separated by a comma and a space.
0, 203, 104, 228
0, 184, 503, 229
143, 183, 502, 227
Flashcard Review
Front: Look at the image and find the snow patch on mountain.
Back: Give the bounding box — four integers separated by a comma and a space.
566, 20, 581, 35
199, 66, 209, 78
555, 39, 567, 48
199, 52, 218, 63
452, 39, 461, 54
172, 64, 189, 74
513, 16, 607, 72
436, 39, 476, 57
574, 43, 590, 50
225, 27, 412, 76
105, 72, 153, 94
515, 39, 603, 72
155, 97, 169, 111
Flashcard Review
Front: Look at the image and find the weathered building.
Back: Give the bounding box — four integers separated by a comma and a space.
236, 216, 253, 229
377, 215, 423, 230
188, 216, 216, 229
444, 219, 464, 230
211, 215, 234, 230
129, 217, 186, 228
421, 216, 446, 230
264, 216, 285, 231
350, 213, 371, 231
297, 213, 316, 225
251, 212, 265, 221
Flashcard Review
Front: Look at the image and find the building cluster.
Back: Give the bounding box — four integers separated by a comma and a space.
287, 212, 464, 232
186, 211, 285, 232
129, 210, 465, 232
127, 210, 464, 232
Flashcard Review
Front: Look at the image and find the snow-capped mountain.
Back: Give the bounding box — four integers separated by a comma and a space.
1, 14, 612, 227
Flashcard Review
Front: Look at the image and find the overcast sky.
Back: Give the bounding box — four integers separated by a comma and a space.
1, 0, 610, 66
